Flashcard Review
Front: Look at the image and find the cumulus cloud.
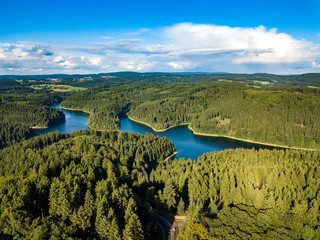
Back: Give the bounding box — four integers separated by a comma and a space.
168, 61, 196, 70
23, 44, 54, 56
164, 23, 317, 64
89, 57, 102, 66
312, 61, 320, 68
118, 60, 154, 71
1, 23, 320, 74
54, 56, 65, 63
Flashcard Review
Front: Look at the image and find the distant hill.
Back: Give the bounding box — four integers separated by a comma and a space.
1, 72, 319, 88
0, 79, 18, 89
277, 73, 320, 87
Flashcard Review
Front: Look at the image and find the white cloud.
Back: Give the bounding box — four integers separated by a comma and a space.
118, 61, 136, 70
312, 61, 320, 68
54, 56, 65, 63
168, 61, 196, 70
89, 57, 102, 66
118, 60, 154, 71
101, 36, 113, 39
164, 23, 316, 64
1, 23, 320, 74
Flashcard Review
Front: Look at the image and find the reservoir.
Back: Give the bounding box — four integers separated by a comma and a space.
35, 104, 283, 160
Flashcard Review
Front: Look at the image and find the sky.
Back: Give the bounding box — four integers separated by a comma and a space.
1, 0, 320, 75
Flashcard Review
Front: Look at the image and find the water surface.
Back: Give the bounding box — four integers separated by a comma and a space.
35, 104, 89, 135
120, 117, 283, 159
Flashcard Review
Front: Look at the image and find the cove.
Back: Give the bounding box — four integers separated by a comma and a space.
35, 104, 283, 160
120, 117, 283, 159
34, 104, 89, 135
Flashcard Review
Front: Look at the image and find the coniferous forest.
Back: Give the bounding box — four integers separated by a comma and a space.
0, 130, 175, 239
0, 130, 319, 239
0, 86, 69, 148
0, 75, 320, 239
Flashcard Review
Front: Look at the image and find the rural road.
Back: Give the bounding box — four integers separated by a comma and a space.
157, 214, 172, 240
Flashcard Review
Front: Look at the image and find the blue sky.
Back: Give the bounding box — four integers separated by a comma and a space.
1, 0, 320, 74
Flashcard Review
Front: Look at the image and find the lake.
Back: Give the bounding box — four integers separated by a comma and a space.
35, 104, 283, 160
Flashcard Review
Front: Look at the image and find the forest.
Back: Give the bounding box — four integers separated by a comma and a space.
0, 130, 175, 239
0, 75, 320, 239
2, 72, 320, 88
0, 130, 319, 239
0, 86, 70, 148
62, 82, 320, 149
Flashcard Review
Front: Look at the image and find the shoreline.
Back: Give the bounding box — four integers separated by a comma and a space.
127, 115, 189, 132
60, 106, 92, 115
31, 118, 66, 130
164, 151, 178, 161
127, 116, 317, 151
31, 126, 49, 129
187, 125, 317, 151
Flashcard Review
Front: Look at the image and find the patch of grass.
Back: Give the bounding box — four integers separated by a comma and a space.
253, 80, 271, 85
246, 84, 261, 88
307, 85, 319, 89
30, 84, 87, 92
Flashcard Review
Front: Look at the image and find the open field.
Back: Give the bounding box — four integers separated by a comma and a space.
30, 84, 87, 92
253, 80, 271, 85
307, 85, 320, 88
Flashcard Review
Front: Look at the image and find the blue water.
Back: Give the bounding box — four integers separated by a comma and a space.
34, 104, 89, 135
120, 117, 282, 159
35, 104, 282, 160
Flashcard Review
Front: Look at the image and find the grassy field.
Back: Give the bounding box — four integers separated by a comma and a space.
30, 84, 87, 92
253, 80, 271, 85
307, 85, 320, 88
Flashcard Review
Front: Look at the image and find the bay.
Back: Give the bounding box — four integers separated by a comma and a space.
34, 104, 89, 135
120, 117, 283, 159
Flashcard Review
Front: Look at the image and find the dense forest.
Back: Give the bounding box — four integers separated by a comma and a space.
0, 86, 69, 148
0, 130, 175, 239
0, 103, 65, 128
0, 122, 33, 149
151, 149, 320, 239
0, 130, 319, 239
62, 82, 320, 149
